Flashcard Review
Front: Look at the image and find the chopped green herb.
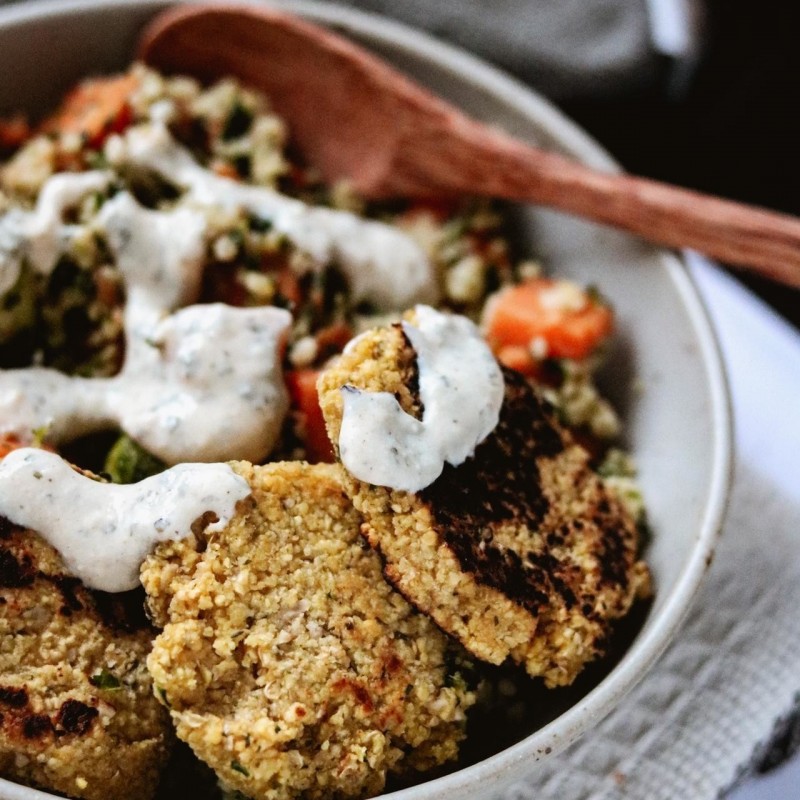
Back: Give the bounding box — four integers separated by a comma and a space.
89, 191, 107, 212
47, 256, 90, 299
585, 284, 609, 306
233, 154, 251, 177
85, 151, 109, 170
230, 760, 250, 777
223, 102, 254, 140
31, 425, 50, 447
597, 448, 637, 479
227, 228, 245, 247
90, 669, 122, 690
444, 670, 468, 692
483, 264, 501, 295
248, 214, 273, 233
127, 170, 181, 208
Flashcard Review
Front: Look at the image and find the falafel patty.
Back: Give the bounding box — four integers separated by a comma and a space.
142, 461, 476, 800
0, 519, 171, 800
317, 320, 651, 687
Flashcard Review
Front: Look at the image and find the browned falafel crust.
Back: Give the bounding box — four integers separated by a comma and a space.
142, 461, 476, 800
0, 518, 171, 800
318, 321, 651, 687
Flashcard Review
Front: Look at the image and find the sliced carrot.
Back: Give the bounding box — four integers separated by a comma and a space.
0, 114, 32, 151
285, 369, 335, 463
483, 277, 613, 361
40, 73, 138, 148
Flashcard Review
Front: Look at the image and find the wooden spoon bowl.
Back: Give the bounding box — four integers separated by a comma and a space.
139, 3, 800, 287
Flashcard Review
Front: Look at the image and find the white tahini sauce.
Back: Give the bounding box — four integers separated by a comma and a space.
0, 303, 291, 463
112, 123, 439, 310
0, 179, 292, 463
0, 119, 447, 590
338, 305, 504, 492
98, 191, 208, 310
0, 170, 112, 295
0, 448, 250, 592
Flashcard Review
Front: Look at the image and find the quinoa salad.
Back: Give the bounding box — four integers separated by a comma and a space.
0, 66, 650, 800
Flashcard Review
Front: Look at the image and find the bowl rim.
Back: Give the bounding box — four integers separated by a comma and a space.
0, 1, 733, 798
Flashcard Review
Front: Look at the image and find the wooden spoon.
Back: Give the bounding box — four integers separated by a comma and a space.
139, 3, 800, 288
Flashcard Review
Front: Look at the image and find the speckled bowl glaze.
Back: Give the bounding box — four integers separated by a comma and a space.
0, 1, 732, 799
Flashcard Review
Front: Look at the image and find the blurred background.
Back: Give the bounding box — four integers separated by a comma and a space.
562, 0, 800, 330
338, 0, 800, 329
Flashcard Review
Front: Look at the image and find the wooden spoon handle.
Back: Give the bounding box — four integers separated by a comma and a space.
394, 123, 800, 288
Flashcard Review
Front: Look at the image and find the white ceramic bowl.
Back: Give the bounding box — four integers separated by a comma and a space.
0, 2, 732, 799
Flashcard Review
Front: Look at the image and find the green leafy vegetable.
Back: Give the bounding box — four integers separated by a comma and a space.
103, 434, 165, 484
89, 669, 121, 690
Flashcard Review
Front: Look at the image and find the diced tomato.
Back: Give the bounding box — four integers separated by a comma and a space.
483, 277, 613, 362
0, 435, 54, 460
274, 267, 302, 308
40, 73, 138, 148
285, 369, 335, 463
315, 323, 353, 358
0, 435, 23, 460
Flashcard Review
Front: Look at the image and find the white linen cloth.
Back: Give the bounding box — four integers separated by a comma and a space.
506, 254, 800, 799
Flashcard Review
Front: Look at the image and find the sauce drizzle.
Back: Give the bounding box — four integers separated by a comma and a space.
338, 306, 504, 492
0, 448, 250, 592
113, 124, 439, 310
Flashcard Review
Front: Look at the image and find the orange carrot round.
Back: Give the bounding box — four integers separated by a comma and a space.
483, 277, 613, 361
40, 72, 138, 148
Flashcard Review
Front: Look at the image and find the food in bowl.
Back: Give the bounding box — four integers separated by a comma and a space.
0, 64, 650, 800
